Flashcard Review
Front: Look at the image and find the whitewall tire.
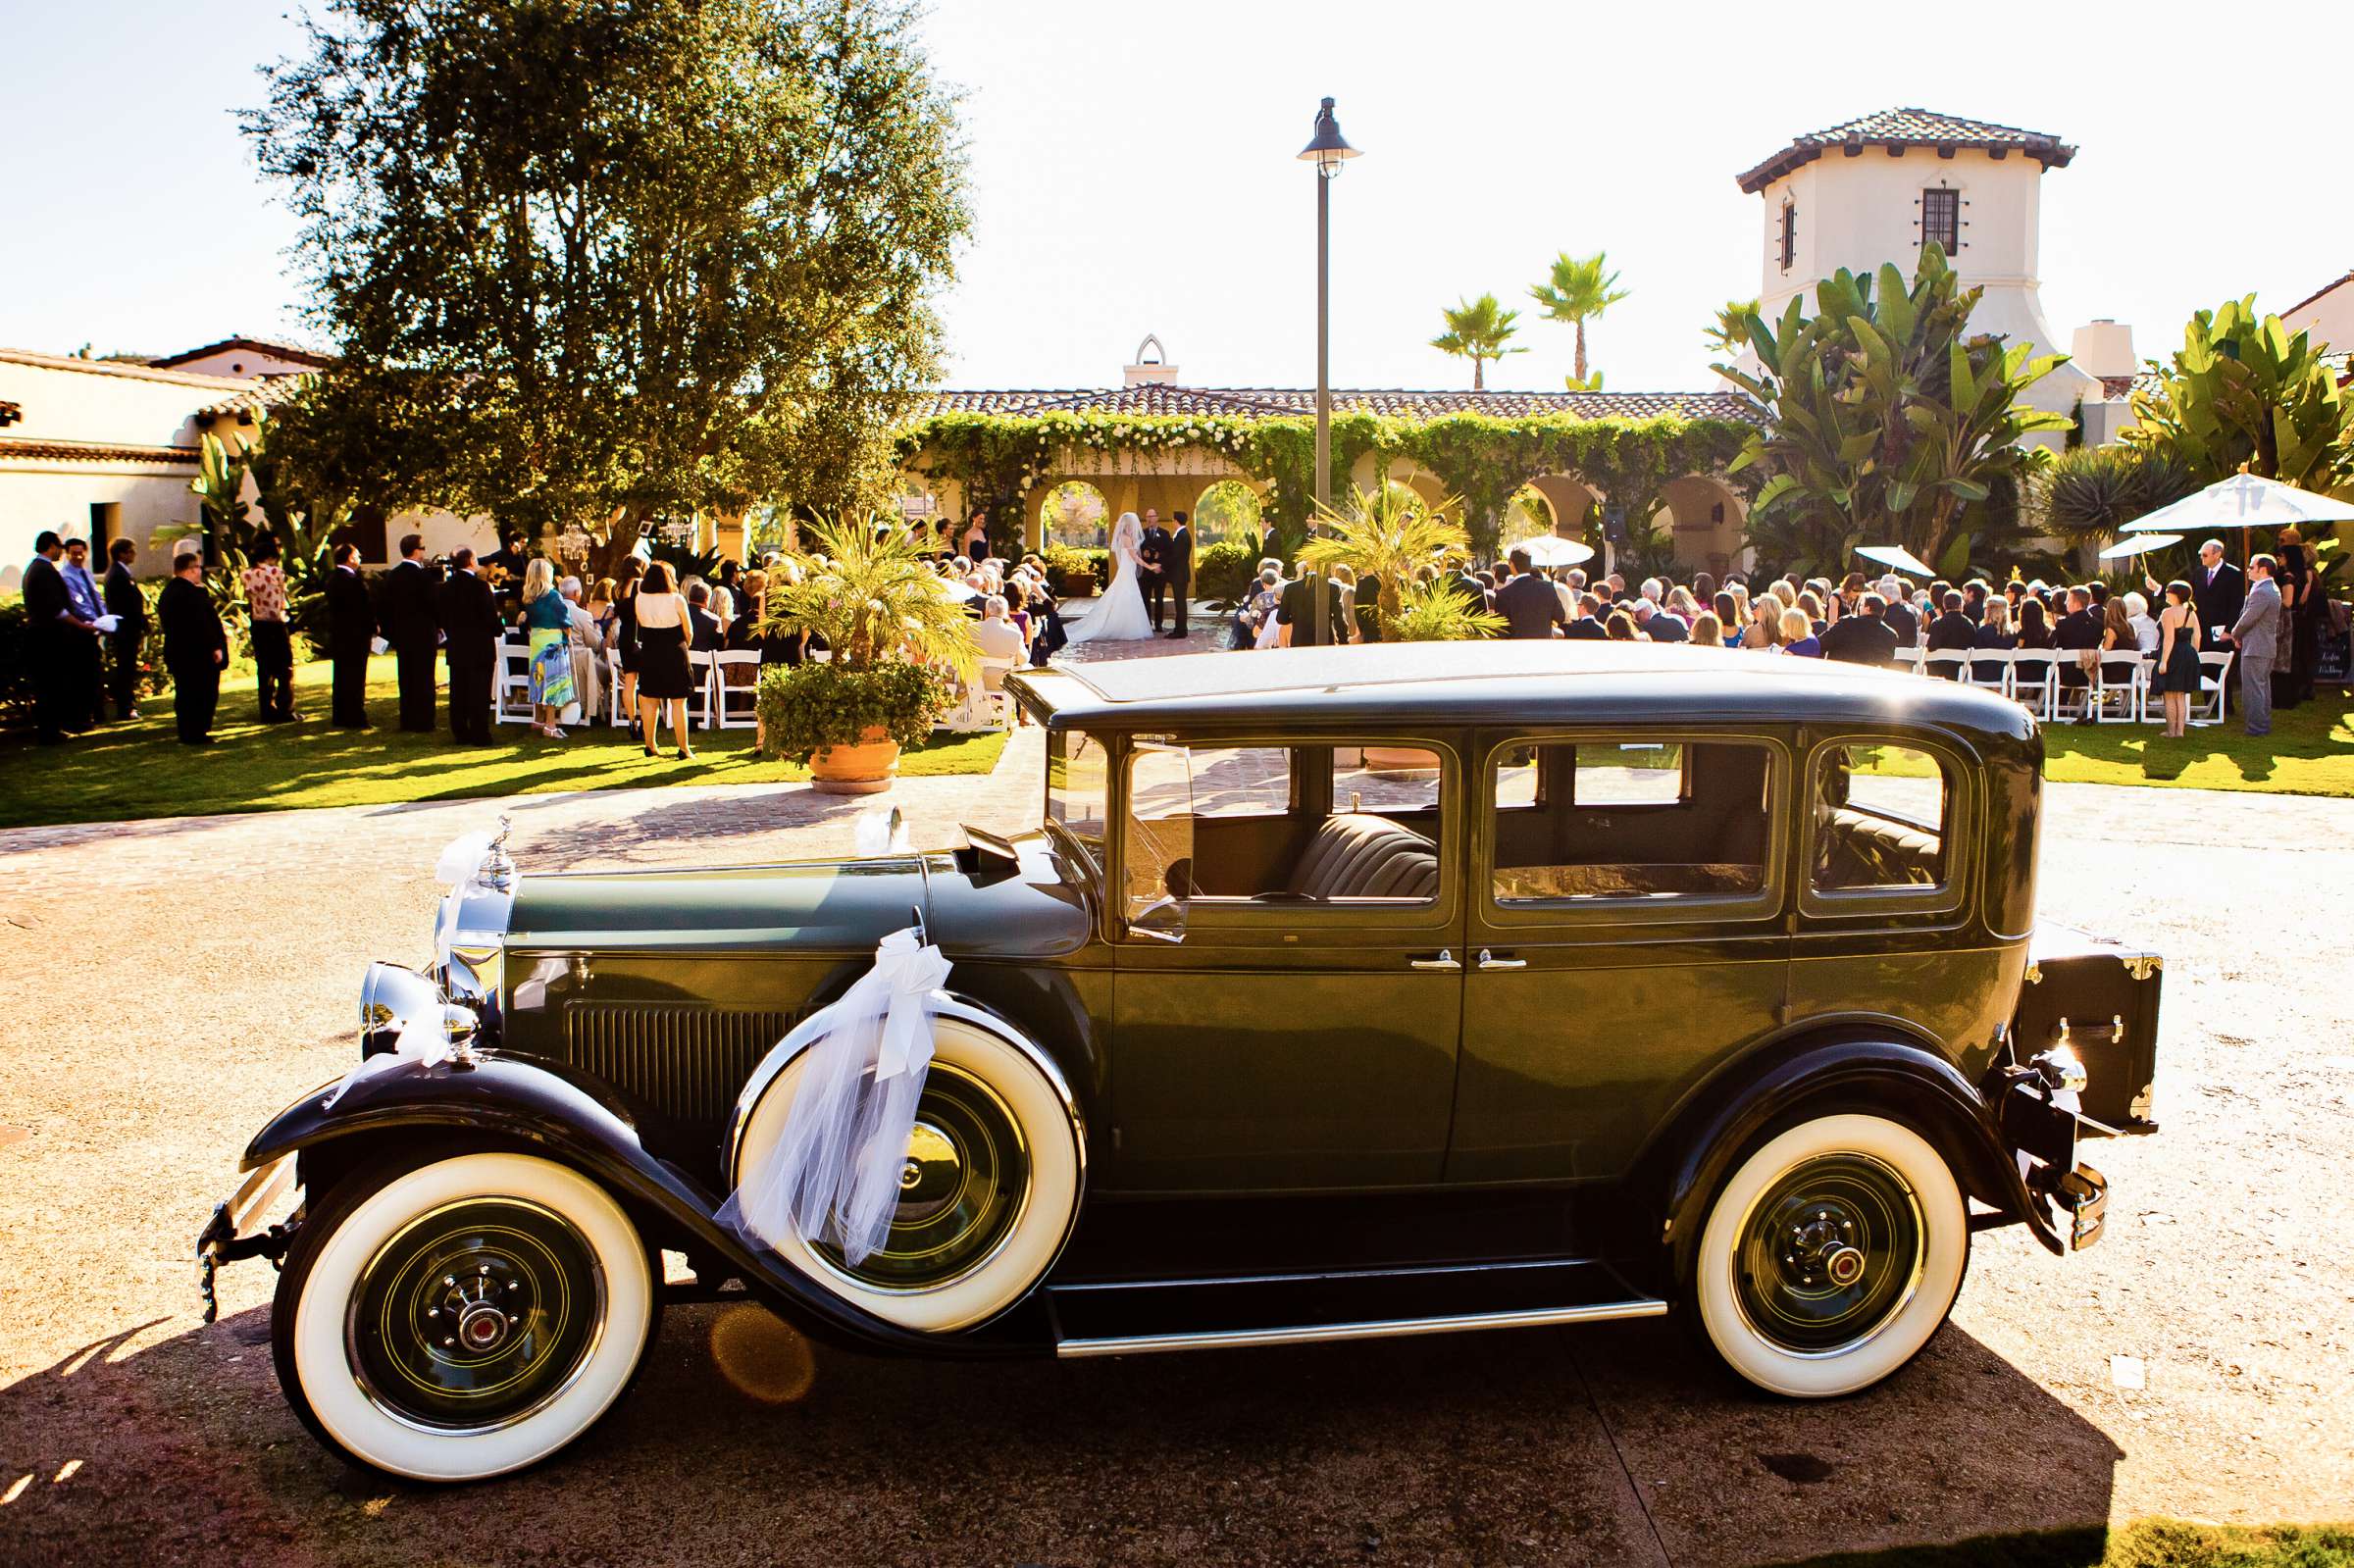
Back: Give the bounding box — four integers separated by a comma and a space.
732, 1017, 1081, 1333
273, 1151, 654, 1482
1690, 1112, 1968, 1398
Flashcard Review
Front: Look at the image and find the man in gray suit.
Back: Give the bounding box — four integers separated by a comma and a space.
2227, 553, 2283, 736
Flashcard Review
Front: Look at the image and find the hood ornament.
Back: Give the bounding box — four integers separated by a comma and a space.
480, 813, 517, 892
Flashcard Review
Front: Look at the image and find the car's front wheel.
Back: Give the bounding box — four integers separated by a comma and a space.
272, 1151, 656, 1482
1688, 1112, 1968, 1398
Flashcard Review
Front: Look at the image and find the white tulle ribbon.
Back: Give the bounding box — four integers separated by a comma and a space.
721, 927, 951, 1266
323, 1011, 453, 1110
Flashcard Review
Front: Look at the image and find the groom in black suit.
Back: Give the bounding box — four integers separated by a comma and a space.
1159, 511, 1194, 638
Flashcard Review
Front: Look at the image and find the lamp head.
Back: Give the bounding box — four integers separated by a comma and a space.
1297, 95, 1359, 179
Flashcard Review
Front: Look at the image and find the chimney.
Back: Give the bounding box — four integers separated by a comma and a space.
2070, 319, 2137, 380
1123, 333, 1179, 387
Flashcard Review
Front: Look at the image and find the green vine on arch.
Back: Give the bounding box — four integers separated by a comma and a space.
896, 409, 1759, 557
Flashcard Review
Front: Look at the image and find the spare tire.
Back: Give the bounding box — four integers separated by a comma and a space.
729, 1014, 1083, 1332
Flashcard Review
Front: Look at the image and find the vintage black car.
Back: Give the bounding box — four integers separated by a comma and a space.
201, 640, 2159, 1481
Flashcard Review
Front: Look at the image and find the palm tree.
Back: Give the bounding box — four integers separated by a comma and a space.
1297, 482, 1474, 634
1703, 297, 1761, 358
1528, 251, 1631, 386
1430, 294, 1525, 391
761, 515, 979, 678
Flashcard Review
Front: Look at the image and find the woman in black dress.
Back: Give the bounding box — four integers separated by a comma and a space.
633, 560, 696, 760
2278, 525, 2317, 706
2155, 579, 2202, 737
613, 555, 646, 738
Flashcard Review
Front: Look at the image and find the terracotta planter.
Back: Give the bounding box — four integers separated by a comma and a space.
1358, 744, 1440, 779
809, 726, 900, 794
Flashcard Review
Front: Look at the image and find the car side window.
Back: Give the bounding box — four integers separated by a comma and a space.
1126, 741, 1445, 905
1491, 740, 1772, 903
1812, 744, 1948, 890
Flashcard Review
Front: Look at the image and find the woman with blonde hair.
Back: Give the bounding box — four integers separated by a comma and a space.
1779, 606, 1823, 657
1741, 591, 1784, 649
518, 557, 575, 738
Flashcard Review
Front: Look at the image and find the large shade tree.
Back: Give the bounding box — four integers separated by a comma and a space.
246, 0, 969, 566
1714, 244, 2071, 579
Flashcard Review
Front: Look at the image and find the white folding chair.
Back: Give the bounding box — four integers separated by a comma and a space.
2190, 650, 2232, 727
495, 640, 535, 725
1922, 649, 1970, 683
605, 646, 628, 726
1894, 645, 1926, 676
977, 656, 1018, 729
1958, 647, 2010, 698
712, 649, 760, 730
684, 650, 717, 730
2091, 656, 2145, 723
2008, 649, 2060, 721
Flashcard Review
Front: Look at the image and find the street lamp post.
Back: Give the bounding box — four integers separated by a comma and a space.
1297, 95, 1359, 642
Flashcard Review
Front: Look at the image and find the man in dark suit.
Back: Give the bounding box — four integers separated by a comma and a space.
2053, 586, 2101, 696
1924, 589, 1977, 677
2175, 540, 2245, 642
1276, 566, 1352, 646
1878, 578, 1919, 646
381, 533, 441, 731
1819, 592, 1901, 665
102, 537, 147, 721
1451, 568, 1493, 614
686, 582, 724, 651
1636, 599, 1688, 642
1493, 547, 1567, 639
436, 547, 502, 744
1159, 510, 1194, 638
21, 531, 76, 742
158, 547, 227, 744
324, 543, 376, 729
1137, 508, 1172, 632
1563, 591, 1610, 639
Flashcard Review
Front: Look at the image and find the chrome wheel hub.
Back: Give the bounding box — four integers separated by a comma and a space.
1735, 1153, 1925, 1355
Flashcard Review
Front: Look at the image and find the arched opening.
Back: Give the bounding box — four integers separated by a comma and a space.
1191, 480, 1264, 546
1499, 483, 1557, 548
1346, 453, 1450, 514
1658, 475, 1749, 578
1039, 481, 1110, 550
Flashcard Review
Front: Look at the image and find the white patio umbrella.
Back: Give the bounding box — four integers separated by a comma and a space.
1855, 543, 1935, 578
2098, 532, 2182, 560
1515, 534, 1596, 569
2120, 473, 2354, 542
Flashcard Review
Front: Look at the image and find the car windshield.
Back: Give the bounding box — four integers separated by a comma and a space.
1046, 729, 1108, 858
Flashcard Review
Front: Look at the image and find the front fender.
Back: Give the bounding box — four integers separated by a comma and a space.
242, 1051, 1035, 1360
1638, 1028, 2066, 1289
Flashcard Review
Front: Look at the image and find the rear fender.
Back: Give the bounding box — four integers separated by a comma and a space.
242, 1051, 1034, 1360
1629, 1026, 2064, 1292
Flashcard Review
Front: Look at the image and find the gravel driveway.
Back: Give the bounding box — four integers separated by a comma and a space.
2, 731, 2349, 1566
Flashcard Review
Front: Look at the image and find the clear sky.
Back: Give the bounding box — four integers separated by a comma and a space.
2, 0, 2344, 393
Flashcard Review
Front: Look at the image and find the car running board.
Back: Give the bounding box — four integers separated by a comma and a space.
1047, 1257, 1666, 1359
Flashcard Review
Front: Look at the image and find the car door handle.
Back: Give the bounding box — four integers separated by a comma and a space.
1477, 948, 1527, 971
1408, 949, 1461, 971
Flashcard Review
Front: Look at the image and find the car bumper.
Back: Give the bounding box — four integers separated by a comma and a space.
1998, 1075, 2109, 1251
194, 1154, 298, 1323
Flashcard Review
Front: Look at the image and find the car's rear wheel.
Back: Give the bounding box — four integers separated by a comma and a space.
1688, 1112, 1967, 1397
273, 1151, 656, 1482
731, 1016, 1081, 1332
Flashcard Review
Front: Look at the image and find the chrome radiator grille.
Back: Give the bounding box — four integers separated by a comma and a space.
559, 1003, 803, 1134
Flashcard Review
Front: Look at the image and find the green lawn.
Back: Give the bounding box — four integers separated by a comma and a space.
1775, 1518, 2354, 1568
2035, 695, 2354, 797
0, 654, 1007, 829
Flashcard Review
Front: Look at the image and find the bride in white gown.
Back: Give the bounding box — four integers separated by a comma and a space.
1062, 510, 1155, 644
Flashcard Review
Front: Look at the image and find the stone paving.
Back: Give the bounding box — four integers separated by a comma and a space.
3, 643, 2353, 1564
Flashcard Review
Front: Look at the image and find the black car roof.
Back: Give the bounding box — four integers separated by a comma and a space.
1008, 641, 2035, 742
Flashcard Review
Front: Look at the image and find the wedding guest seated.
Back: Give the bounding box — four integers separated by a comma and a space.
2099, 597, 2142, 685
1878, 576, 1919, 645
973, 594, 1026, 666
1640, 596, 1689, 642
1779, 606, 1822, 657
1924, 589, 1977, 676
1688, 611, 1724, 648
1604, 609, 1640, 641
1971, 599, 2019, 683
2016, 595, 2055, 649
1563, 592, 1609, 640
2054, 587, 2101, 691
2124, 591, 2161, 655
1818, 592, 1899, 665
686, 583, 723, 652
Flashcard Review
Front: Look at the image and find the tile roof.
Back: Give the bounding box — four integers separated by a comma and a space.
910, 385, 1755, 423
0, 435, 200, 466
1737, 108, 2074, 194
149, 334, 337, 371
0, 346, 255, 390
2283, 269, 2353, 319
196, 379, 307, 419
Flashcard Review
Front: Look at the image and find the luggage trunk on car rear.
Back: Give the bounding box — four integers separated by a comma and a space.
2013, 926, 2163, 1133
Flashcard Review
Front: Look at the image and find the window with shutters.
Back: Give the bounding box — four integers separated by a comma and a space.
1921, 187, 1960, 254
1778, 201, 1797, 271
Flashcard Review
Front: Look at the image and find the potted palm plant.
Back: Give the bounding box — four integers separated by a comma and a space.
755, 517, 979, 793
